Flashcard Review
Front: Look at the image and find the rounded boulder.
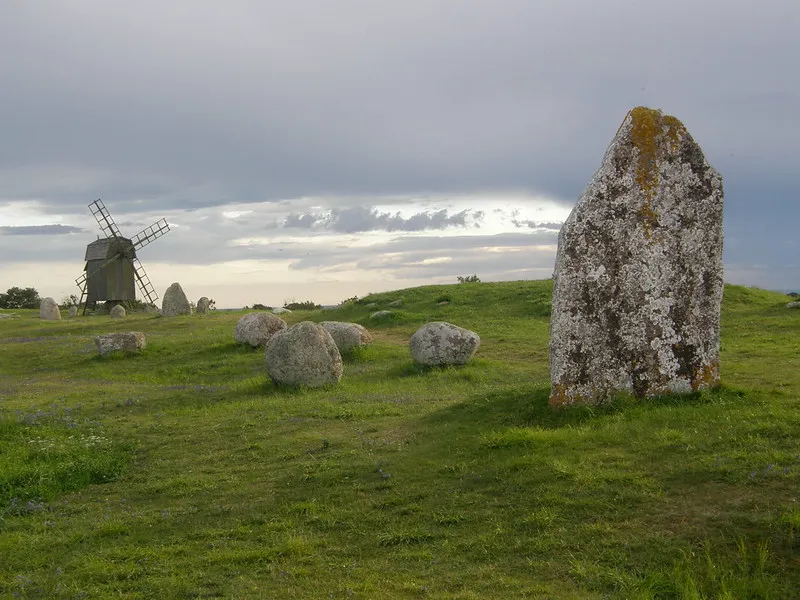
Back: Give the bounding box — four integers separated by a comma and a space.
235, 312, 287, 347
110, 304, 126, 319
265, 321, 343, 387
320, 321, 373, 353
196, 297, 211, 314
409, 321, 480, 366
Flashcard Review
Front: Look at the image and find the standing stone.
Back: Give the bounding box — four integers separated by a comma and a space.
39, 297, 61, 321
162, 282, 192, 316
549, 107, 724, 407
68, 306, 78, 317
196, 297, 211, 314
265, 321, 343, 387
109, 304, 126, 319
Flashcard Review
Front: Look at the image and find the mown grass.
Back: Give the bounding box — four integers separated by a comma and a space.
0, 280, 799, 598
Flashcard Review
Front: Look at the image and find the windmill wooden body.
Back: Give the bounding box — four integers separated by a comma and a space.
76, 199, 170, 314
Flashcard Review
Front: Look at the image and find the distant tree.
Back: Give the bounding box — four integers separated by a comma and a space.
284, 300, 320, 310
252, 303, 270, 311
456, 274, 481, 284
0, 286, 41, 309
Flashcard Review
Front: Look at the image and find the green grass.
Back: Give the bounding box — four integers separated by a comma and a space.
0, 280, 799, 598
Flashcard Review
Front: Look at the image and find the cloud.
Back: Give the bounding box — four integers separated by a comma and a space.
283, 206, 484, 233
511, 219, 564, 230
0, 225, 86, 236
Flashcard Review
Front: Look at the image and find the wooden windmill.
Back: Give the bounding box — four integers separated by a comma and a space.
75, 199, 170, 314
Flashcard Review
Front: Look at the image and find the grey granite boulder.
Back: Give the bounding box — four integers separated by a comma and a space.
109, 305, 126, 319
265, 321, 342, 387
162, 282, 191, 316
549, 106, 724, 407
370, 310, 393, 321
39, 297, 61, 321
387, 299, 404, 308
196, 297, 211, 314
234, 312, 287, 347
320, 321, 373, 353
68, 306, 78, 317
95, 332, 146, 356
409, 322, 480, 366
272, 307, 292, 315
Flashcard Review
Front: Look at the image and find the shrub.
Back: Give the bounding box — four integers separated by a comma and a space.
456, 274, 481, 284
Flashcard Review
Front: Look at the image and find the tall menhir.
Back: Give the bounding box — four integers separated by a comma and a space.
549, 107, 724, 407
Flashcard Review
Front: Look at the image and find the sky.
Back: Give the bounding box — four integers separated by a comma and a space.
1, 0, 797, 308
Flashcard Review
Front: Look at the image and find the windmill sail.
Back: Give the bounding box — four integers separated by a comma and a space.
131, 218, 170, 249
132, 258, 159, 306
89, 199, 122, 238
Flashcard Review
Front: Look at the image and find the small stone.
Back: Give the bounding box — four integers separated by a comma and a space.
95, 332, 146, 356
39, 298, 61, 321
786, 301, 800, 309
272, 307, 292, 315
370, 310, 393, 321
234, 312, 287, 347
109, 305, 126, 319
68, 306, 78, 317
387, 299, 403, 308
162, 283, 192, 316
265, 321, 343, 387
196, 297, 211, 314
409, 322, 480, 366
320, 321, 373, 353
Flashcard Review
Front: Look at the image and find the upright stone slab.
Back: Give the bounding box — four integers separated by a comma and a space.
162, 282, 191, 316
39, 297, 61, 320
549, 107, 724, 407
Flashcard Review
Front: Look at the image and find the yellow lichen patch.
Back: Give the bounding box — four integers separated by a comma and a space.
691, 360, 720, 391
627, 107, 688, 238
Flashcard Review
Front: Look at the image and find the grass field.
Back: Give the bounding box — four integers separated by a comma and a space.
1, 280, 799, 599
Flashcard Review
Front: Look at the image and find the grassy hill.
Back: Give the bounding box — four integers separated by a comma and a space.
1, 280, 799, 599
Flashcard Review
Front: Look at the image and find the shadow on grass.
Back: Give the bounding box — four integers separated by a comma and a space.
423, 383, 750, 432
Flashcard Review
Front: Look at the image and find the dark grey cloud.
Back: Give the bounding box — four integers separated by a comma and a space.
0, 0, 798, 288
284, 206, 482, 233
0, 225, 86, 236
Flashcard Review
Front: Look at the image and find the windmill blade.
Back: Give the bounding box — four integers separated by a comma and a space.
132, 258, 159, 306
131, 218, 170, 250
89, 199, 122, 238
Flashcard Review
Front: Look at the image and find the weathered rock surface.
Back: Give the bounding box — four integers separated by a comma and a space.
272, 307, 292, 315
388, 299, 404, 308
787, 301, 800, 309
39, 297, 61, 321
549, 106, 724, 407
370, 310, 393, 321
265, 321, 343, 387
234, 312, 287, 347
196, 297, 211, 314
110, 305, 126, 319
68, 306, 78, 317
320, 321, 373, 353
409, 322, 480, 366
95, 332, 146, 356
162, 282, 191, 316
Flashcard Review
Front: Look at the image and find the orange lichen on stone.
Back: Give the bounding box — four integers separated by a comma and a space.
628, 107, 688, 237
691, 360, 720, 391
